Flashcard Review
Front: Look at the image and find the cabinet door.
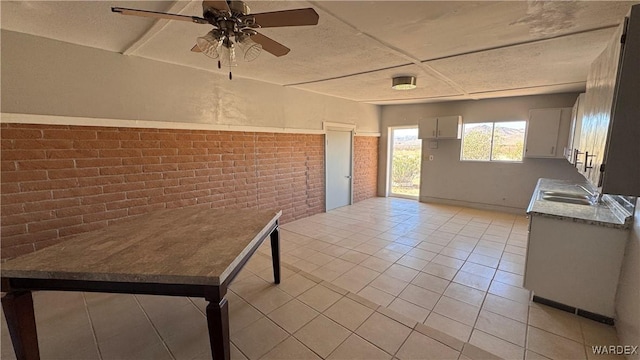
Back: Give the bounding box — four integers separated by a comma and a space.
566, 102, 578, 161
601, 12, 640, 195
525, 215, 628, 317
566, 94, 585, 163
436, 116, 461, 139
578, 19, 626, 188
525, 109, 561, 158
418, 117, 438, 139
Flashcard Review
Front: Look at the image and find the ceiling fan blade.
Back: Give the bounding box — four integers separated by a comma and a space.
112, 7, 207, 24
191, 44, 202, 53
251, 8, 319, 28
203, 1, 230, 14
252, 33, 290, 57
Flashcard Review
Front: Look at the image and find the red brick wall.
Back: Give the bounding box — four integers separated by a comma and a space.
0, 123, 325, 260
353, 136, 379, 203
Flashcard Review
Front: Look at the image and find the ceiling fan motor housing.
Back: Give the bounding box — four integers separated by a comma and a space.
229, 1, 250, 16
204, 1, 250, 18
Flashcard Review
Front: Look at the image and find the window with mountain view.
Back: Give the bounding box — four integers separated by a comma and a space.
461, 121, 526, 162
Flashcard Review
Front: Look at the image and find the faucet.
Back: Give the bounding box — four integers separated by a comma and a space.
576, 184, 594, 196
593, 192, 604, 204
576, 184, 602, 204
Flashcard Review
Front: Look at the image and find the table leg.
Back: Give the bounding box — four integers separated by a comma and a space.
270, 226, 281, 284
2, 291, 40, 360
206, 296, 230, 360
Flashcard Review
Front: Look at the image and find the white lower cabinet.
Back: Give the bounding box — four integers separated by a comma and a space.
523, 215, 628, 318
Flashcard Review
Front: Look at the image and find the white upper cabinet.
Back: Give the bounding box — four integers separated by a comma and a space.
565, 93, 586, 164
418, 116, 462, 139
419, 117, 438, 138
577, 6, 640, 196
525, 108, 571, 158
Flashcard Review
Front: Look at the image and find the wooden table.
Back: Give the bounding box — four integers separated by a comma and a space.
1, 207, 282, 360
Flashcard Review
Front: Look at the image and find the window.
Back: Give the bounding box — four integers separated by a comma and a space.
461, 121, 526, 162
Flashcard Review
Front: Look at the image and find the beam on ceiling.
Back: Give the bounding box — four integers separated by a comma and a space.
467, 81, 586, 96
363, 81, 586, 105
286, 63, 415, 87
290, 3, 620, 94
286, 22, 612, 87
304, 1, 471, 96
426, 24, 619, 64
121, 1, 194, 56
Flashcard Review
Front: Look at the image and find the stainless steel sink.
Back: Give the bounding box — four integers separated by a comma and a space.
541, 195, 593, 205
541, 191, 591, 199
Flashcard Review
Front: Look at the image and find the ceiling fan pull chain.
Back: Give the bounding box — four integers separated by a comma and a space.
227, 46, 233, 80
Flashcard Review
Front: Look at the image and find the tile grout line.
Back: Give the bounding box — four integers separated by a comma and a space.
294, 203, 463, 332
305, 201, 602, 356
222, 264, 325, 359
284, 248, 496, 359
318, 308, 379, 359
267, 281, 325, 358
282, 199, 532, 358
436, 213, 491, 343
579, 316, 590, 359
186, 297, 206, 318
132, 295, 177, 360
286, 255, 452, 360
386, 205, 514, 346
399, 204, 470, 358
391, 328, 414, 359
524, 290, 532, 359
469, 218, 525, 357
81, 292, 104, 360
506, 223, 529, 360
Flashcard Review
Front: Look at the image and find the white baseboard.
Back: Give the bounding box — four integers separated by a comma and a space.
419, 196, 526, 215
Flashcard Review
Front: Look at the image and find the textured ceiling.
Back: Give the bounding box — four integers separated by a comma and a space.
1, 0, 638, 104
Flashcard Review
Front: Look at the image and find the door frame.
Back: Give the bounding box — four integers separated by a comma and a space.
324, 122, 355, 210
387, 126, 421, 200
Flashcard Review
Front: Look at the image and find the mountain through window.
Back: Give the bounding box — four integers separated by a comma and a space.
461, 121, 526, 162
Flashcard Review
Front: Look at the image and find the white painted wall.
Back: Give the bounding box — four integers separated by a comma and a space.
616, 199, 640, 359
0, 30, 380, 133
379, 94, 585, 211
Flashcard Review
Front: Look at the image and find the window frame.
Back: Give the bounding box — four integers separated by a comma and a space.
460, 120, 526, 163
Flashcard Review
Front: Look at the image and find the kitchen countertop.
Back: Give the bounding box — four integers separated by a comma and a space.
526, 178, 633, 229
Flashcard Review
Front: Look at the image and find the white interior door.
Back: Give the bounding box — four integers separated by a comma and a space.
326, 130, 353, 211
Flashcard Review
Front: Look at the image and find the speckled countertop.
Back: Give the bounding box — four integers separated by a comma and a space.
1, 207, 282, 285
527, 178, 633, 229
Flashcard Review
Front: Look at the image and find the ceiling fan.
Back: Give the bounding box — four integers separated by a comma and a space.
112, 1, 319, 79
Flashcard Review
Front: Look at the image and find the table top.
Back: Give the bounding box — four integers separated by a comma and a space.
1, 207, 281, 286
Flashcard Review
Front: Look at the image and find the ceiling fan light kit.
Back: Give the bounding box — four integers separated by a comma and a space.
392, 76, 417, 90
237, 35, 262, 62
196, 30, 223, 59
218, 38, 237, 67
112, 0, 319, 80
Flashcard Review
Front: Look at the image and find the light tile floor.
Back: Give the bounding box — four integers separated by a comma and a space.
0, 198, 623, 359
273, 198, 623, 360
